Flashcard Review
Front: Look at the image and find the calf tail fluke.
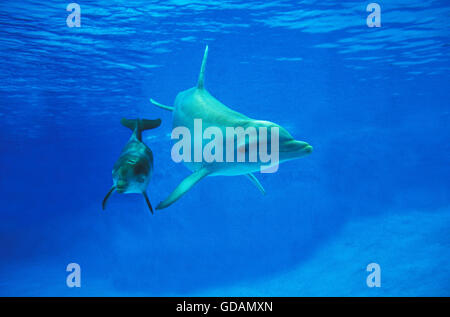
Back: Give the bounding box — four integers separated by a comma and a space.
121, 118, 161, 141
121, 118, 161, 132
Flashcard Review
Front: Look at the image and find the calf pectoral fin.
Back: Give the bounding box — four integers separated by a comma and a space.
245, 173, 266, 194
102, 186, 115, 210
150, 98, 174, 111
143, 192, 153, 214
156, 168, 210, 210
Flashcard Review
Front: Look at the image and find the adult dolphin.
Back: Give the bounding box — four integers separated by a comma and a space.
102, 118, 161, 213
151, 46, 312, 210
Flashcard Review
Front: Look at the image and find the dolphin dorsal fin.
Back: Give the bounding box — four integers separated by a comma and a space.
197, 45, 209, 89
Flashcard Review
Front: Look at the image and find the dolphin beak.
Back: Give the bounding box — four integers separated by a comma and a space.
302, 143, 313, 154
282, 140, 313, 155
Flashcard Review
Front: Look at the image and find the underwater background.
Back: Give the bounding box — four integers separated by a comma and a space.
0, 0, 449, 296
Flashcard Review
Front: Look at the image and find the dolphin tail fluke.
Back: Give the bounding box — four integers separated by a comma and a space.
121, 118, 161, 140
156, 167, 210, 210
150, 98, 174, 111
197, 45, 209, 89
121, 118, 162, 131
102, 186, 116, 210
245, 173, 266, 195
143, 192, 154, 214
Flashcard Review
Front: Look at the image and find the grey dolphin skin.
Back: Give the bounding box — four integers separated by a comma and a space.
151, 46, 312, 210
102, 118, 161, 213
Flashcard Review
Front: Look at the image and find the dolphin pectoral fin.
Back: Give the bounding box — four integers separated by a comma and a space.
156, 168, 210, 210
150, 98, 174, 111
102, 186, 116, 210
245, 173, 266, 195
143, 192, 153, 214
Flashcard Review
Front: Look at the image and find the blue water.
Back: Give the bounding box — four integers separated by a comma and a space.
0, 0, 449, 296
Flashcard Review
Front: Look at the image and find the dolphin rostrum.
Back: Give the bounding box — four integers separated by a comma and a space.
102, 118, 162, 213
151, 46, 312, 209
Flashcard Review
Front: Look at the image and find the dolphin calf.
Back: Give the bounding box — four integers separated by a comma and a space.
151, 46, 312, 209
102, 118, 161, 213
